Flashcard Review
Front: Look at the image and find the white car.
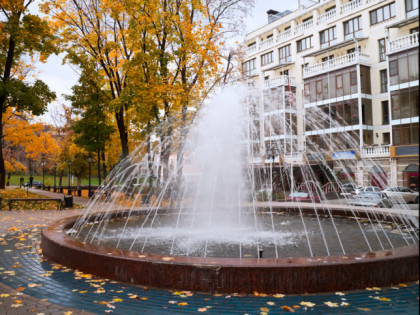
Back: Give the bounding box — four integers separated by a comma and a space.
382, 187, 419, 204
352, 186, 381, 197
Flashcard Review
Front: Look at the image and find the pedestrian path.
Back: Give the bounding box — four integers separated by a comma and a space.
26, 188, 91, 207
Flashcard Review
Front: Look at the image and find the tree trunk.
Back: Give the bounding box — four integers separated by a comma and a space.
97, 149, 102, 186
115, 107, 129, 158
0, 109, 5, 189
101, 151, 107, 180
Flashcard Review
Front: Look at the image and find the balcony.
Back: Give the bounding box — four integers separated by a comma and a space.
388, 32, 419, 54
276, 29, 292, 44
259, 37, 274, 50
282, 153, 305, 164
317, 8, 336, 24
361, 145, 390, 158
264, 75, 296, 89
341, 0, 362, 15
295, 19, 314, 35
303, 51, 370, 78
245, 69, 257, 77
244, 45, 257, 55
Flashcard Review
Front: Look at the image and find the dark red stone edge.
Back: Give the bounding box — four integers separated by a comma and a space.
40, 213, 419, 294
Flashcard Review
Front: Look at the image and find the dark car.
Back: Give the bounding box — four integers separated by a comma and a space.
23, 181, 42, 188
348, 192, 391, 208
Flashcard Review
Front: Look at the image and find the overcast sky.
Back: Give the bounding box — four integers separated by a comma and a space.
35, 0, 298, 124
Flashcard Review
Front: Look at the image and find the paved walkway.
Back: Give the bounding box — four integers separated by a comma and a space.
0, 190, 418, 314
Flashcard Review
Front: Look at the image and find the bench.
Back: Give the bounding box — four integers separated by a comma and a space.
8, 198, 63, 211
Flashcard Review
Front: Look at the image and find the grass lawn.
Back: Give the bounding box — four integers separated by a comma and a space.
7, 175, 100, 187
0, 188, 84, 210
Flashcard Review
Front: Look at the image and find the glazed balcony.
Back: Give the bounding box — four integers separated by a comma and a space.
341, 0, 362, 15
303, 51, 370, 78
388, 32, 419, 54
361, 145, 390, 158
264, 75, 296, 89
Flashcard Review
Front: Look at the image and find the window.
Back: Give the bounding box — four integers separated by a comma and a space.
391, 87, 419, 120
406, 0, 419, 14
242, 58, 256, 76
380, 69, 388, 93
325, 6, 336, 12
411, 27, 419, 33
344, 16, 363, 40
302, 16, 313, 23
279, 45, 291, 63
393, 123, 419, 145
336, 75, 343, 89
321, 55, 334, 62
389, 50, 419, 85
370, 3, 396, 25
261, 51, 273, 66
382, 101, 389, 125
320, 26, 337, 48
350, 71, 357, 86
378, 39, 386, 62
297, 36, 313, 52
383, 132, 390, 144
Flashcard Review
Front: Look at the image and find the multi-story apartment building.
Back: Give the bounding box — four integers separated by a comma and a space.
243, 0, 418, 191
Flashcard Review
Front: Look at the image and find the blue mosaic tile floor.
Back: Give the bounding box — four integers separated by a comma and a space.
0, 227, 418, 314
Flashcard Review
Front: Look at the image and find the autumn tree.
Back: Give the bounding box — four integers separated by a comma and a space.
42, 0, 133, 158
66, 67, 115, 185
0, 0, 58, 188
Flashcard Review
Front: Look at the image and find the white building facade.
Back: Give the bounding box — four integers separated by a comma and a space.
243, 0, 419, 190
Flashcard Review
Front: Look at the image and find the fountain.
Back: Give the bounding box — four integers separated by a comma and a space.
41, 85, 418, 294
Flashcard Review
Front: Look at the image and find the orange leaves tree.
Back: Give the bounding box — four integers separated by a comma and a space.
0, 0, 58, 188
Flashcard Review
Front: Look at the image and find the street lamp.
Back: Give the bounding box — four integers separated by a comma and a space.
88, 155, 92, 197
267, 146, 277, 201
67, 159, 71, 195
41, 160, 45, 189
53, 163, 57, 191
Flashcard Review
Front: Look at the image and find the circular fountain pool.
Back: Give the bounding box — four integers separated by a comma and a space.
41, 206, 419, 294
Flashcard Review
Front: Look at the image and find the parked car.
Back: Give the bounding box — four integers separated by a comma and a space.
352, 186, 381, 197
341, 183, 356, 194
285, 191, 320, 203
382, 187, 419, 204
349, 192, 392, 208
23, 181, 42, 188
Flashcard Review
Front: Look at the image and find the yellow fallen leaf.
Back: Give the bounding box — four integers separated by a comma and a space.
300, 301, 315, 307
253, 291, 259, 296
0, 294, 10, 297
273, 293, 285, 298
398, 283, 407, 287
27, 283, 42, 288
378, 297, 391, 301
324, 301, 339, 307
178, 302, 188, 306
64, 312, 73, 315
129, 295, 139, 299
15, 287, 25, 292
79, 290, 88, 294
198, 307, 208, 312
358, 308, 371, 312
335, 292, 345, 296
260, 307, 270, 312
267, 301, 275, 306
162, 257, 173, 261
372, 287, 381, 291
341, 302, 350, 306
113, 298, 123, 302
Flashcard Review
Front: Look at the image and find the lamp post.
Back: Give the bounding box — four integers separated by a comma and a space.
53, 163, 57, 191
41, 160, 45, 189
67, 159, 71, 195
88, 155, 92, 197
267, 146, 277, 201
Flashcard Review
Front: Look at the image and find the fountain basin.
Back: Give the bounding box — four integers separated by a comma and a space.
41, 207, 418, 294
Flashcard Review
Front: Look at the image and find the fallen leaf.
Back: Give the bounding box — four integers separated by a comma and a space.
161, 257, 173, 261
129, 295, 139, 299
281, 305, 294, 312
15, 287, 25, 292
178, 302, 188, 306
113, 298, 123, 302
253, 291, 259, 296
260, 307, 270, 312
168, 301, 177, 304
324, 301, 339, 307
341, 302, 350, 306
358, 308, 371, 312
398, 283, 407, 287
27, 283, 42, 288
335, 292, 345, 296
0, 294, 10, 297
300, 301, 315, 307
267, 301, 275, 306
198, 307, 208, 312
273, 293, 285, 298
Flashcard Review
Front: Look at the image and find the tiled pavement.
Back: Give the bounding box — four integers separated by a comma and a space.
0, 190, 418, 314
